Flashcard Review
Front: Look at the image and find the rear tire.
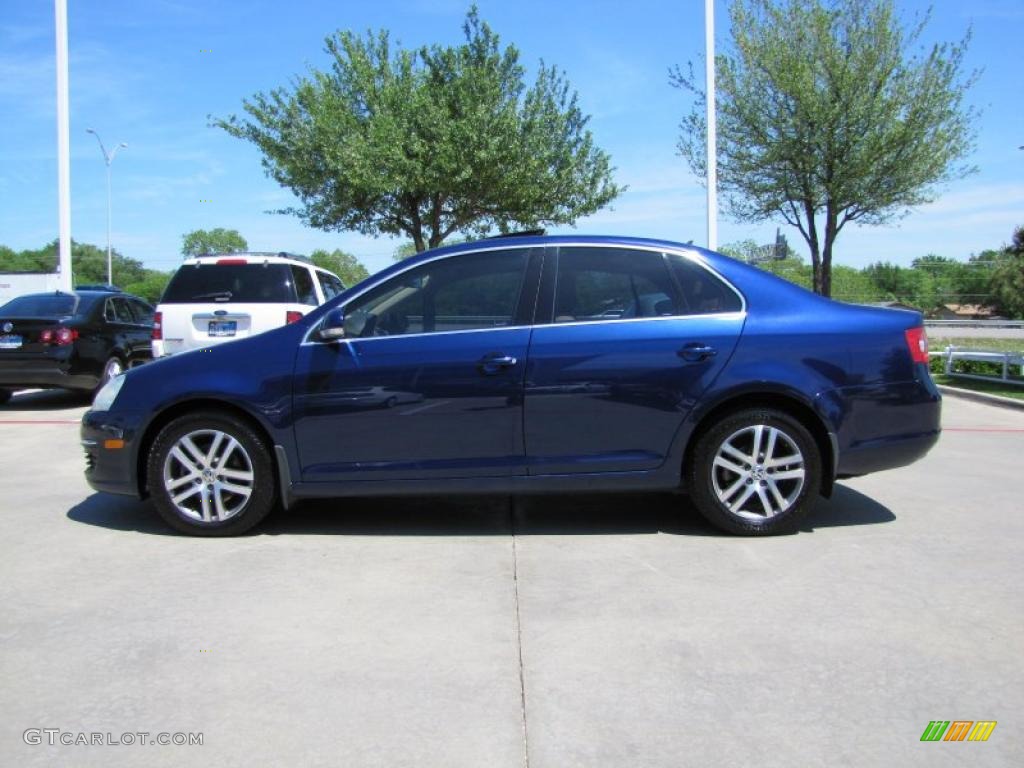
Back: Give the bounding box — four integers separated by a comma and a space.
688, 408, 821, 535
146, 410, 276, 536
96, 356, 124, 393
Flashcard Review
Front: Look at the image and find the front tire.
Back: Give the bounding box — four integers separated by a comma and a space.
146, 411, 276, 536
688, 408, 821, 535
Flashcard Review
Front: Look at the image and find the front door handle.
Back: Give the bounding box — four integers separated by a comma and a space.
478, 353, 518, 375
678, 343, 717, 363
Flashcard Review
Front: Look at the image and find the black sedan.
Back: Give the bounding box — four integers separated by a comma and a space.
0, 288, 154, 403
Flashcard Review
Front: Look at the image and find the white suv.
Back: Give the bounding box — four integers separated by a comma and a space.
152, 252, 346, 357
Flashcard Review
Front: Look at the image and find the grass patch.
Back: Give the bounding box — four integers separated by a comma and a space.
933, 374, 1024, 401
928, 337, 1024, 354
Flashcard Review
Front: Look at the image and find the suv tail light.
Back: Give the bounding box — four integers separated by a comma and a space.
152, 311, 163, 340
286, 311, 303, 324
905, 326, 929, 364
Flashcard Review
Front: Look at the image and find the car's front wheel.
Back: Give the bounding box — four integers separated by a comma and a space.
146, 411, 276, 536
688, 408, 821, 535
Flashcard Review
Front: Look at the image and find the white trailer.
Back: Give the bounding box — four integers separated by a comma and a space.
0, 273, 63, 307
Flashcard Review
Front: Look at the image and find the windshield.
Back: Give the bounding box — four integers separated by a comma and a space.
0, 293, 81, 317
160, 263, 299, 304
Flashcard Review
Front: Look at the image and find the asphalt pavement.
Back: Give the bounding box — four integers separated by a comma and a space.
0, 389, 1020, 767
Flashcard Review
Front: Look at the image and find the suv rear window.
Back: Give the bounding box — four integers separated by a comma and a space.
161, 264, 298, 304
0, 294, 81, 317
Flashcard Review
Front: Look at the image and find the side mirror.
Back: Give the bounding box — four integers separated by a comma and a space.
316, 308, 348, 342
315, 308, 368, 341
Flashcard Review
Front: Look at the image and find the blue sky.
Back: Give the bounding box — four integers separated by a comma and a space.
1, 0, 1021, 275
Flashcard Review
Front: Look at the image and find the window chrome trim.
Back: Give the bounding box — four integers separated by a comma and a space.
301, 241, 747, 345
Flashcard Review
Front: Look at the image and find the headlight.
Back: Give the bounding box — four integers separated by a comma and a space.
91, 374, 126, 412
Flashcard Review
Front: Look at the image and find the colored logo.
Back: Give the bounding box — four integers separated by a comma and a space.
921, 721, 997, 742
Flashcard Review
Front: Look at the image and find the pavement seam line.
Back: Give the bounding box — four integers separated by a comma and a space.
511, 498, 531, 768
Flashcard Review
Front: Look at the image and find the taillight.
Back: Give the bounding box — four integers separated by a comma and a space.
39, 329, 54, 343
152, 311, 162, 340
51, 327, 78, 346
216, 258, 247, 265
905, 326, 929, 364
286, 311, 303, 324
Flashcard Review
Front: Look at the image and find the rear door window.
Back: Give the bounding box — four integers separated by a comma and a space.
291, 266, 318, 305
552, 247, 682, 323
317, 271, 345, 300
161, 264, 297, 304
128, 299, 154, 324
104, 297, 132, 323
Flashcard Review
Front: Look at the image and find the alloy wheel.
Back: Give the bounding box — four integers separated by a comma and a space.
161, 429, 255, 523
711, 424, 806, 520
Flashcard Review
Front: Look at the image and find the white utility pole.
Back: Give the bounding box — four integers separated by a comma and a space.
55, 0, 73, 291
705, 0, 718, 251
86, 129, 127, 285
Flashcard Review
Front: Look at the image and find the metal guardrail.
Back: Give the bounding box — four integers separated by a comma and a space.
925, 319, 1024, 329
930, 346, 1024, 387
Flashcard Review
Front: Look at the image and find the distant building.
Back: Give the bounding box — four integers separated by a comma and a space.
930, 303, 999, 320
866, 300, 920, 312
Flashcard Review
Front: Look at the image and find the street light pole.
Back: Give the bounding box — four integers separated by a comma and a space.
85, 129, 127, 285
705, 0, 718, 251
54, 0, 72, 292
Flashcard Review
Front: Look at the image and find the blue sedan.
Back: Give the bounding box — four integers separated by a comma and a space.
82, 235, 940, 536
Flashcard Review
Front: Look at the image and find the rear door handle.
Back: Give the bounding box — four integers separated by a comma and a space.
478, 353, 518, 375
678, 343, 717, 362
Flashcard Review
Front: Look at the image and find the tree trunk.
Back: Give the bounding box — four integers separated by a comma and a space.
820, 207, 838, 299
803, 201, 824, 295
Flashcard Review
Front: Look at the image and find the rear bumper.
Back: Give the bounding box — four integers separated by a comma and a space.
822, 375, 942, 478
836, 430, 940, 477
0, 359, 98, 391
81, 409, 146, 497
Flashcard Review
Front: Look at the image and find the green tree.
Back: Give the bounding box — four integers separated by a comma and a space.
0, 240, 149, 286
215, 7, 621, 252
309, 248, 371, 286
671, 0, 977, 297
181, 228, 248, 257
988, 226, 1024, 318
122, 271, 173, 304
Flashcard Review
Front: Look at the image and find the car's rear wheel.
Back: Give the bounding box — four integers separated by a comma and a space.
146, 411, 276, 536
95, 356, 125, 396
688, 408, 821, 535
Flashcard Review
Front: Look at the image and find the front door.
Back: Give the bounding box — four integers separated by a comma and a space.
292, 247, 539, 483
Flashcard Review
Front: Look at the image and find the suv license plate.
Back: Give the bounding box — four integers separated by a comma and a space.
208, 321, 237, 337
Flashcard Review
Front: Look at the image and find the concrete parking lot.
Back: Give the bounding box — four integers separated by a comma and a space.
0, 389, 1020, 767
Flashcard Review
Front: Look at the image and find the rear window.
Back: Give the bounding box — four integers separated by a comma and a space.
161, 264, 298, 304
0, 294, 81, 317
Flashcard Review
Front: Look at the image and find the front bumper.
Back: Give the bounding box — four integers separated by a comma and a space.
81, 409, 147, 497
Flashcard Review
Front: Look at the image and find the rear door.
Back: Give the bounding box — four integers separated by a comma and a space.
523, 246, 745, 475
